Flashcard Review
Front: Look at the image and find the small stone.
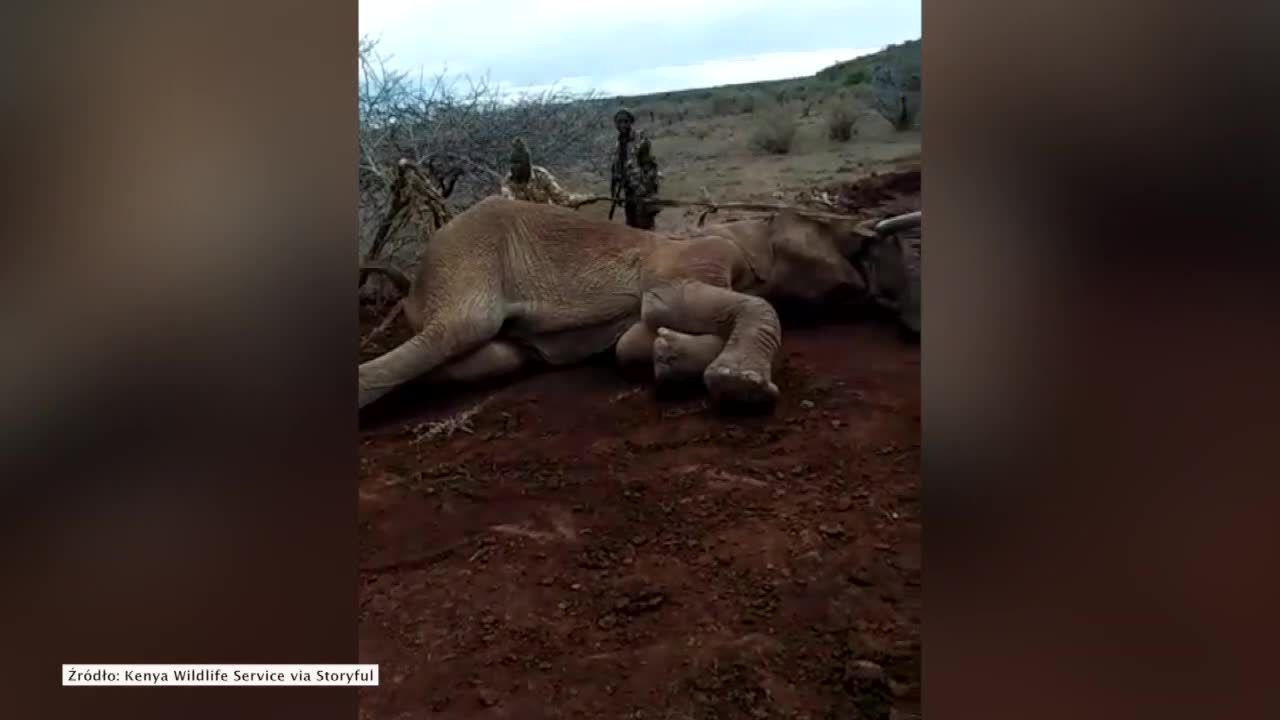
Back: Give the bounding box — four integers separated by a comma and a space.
847, 659, 886, 683
800, 400, 815, 409
888, 678, 913, 698
571, 583, 582, 591
617, 590, 666, 615
476, 687, 500, 707
598, 614, 618, 629
848, 570, 874, 587
834, 496, 854, 512
818, 523, 846, 538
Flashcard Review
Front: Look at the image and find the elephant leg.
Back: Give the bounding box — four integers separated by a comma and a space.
426, 340, 529, 384
642, 280, 782, 407
615, 322, 657, 366
359, 289, 506, 408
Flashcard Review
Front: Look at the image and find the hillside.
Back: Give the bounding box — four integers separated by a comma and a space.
600, 37, 921, 110
817, 38, 920, 87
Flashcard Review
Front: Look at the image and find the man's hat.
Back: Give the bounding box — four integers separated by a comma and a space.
613, 107, 635, 122
510, 137, 531, 162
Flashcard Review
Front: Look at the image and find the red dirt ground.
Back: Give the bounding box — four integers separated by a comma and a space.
357, 170, 921, 720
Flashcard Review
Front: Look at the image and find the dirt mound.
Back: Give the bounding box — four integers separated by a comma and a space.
799, 165, 921, 219
358, 173, 921, 719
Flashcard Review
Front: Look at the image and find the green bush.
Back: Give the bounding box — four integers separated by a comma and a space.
711, 93, 738, 115
843, 69, 867, 86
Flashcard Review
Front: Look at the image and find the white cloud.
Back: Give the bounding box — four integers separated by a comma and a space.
359, 0, 918, 94
499, 47, 877, 98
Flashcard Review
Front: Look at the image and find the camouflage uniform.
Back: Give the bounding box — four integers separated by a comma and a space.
610, 108, 660, 229
501, 137, 589, 208
501, 166, 590, 207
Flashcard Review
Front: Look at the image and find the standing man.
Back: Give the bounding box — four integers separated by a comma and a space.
609, 108, 661, 230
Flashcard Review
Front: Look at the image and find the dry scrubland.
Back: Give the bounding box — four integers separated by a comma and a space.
568, 94, 920, 231
358, 39, 921, 264
565, 40, 921, 231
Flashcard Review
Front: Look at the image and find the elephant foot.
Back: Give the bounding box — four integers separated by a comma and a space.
703, 363, 780, 410
652, 335, 683, 384
653, 327, 724, 385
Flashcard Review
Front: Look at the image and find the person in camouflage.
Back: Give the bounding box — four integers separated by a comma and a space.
500, 138, 590, 208
636, 138, 660, 210
609, 108, 661, 229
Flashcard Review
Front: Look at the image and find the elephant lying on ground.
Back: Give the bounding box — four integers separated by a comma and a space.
359, 196, 919, 411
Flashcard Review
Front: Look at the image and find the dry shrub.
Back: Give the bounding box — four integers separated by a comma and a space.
358, 36, 609, 264
741, 92, 773, 114
826, 101, 859, 142
749, 107, 797, 154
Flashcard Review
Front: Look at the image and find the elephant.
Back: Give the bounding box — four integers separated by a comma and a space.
359, 196, 919, 411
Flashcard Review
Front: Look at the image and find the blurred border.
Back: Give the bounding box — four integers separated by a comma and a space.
925, 1, 1280, 718
1, 2, 358, 718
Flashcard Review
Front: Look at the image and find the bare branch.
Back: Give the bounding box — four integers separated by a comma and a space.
358, 35, 611, 265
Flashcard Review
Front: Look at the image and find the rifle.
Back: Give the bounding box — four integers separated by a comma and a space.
572, 194, 876, 224
608, 176, 621, 220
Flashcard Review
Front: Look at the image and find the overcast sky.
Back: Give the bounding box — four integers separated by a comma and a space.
359, 0, 921, 97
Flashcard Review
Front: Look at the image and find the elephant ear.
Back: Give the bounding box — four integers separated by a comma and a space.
737, 235, 774, 285
719, 216, 775, 285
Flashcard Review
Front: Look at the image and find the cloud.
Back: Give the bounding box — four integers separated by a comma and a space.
497, 47, 878, 98
360, 0, 919, 93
